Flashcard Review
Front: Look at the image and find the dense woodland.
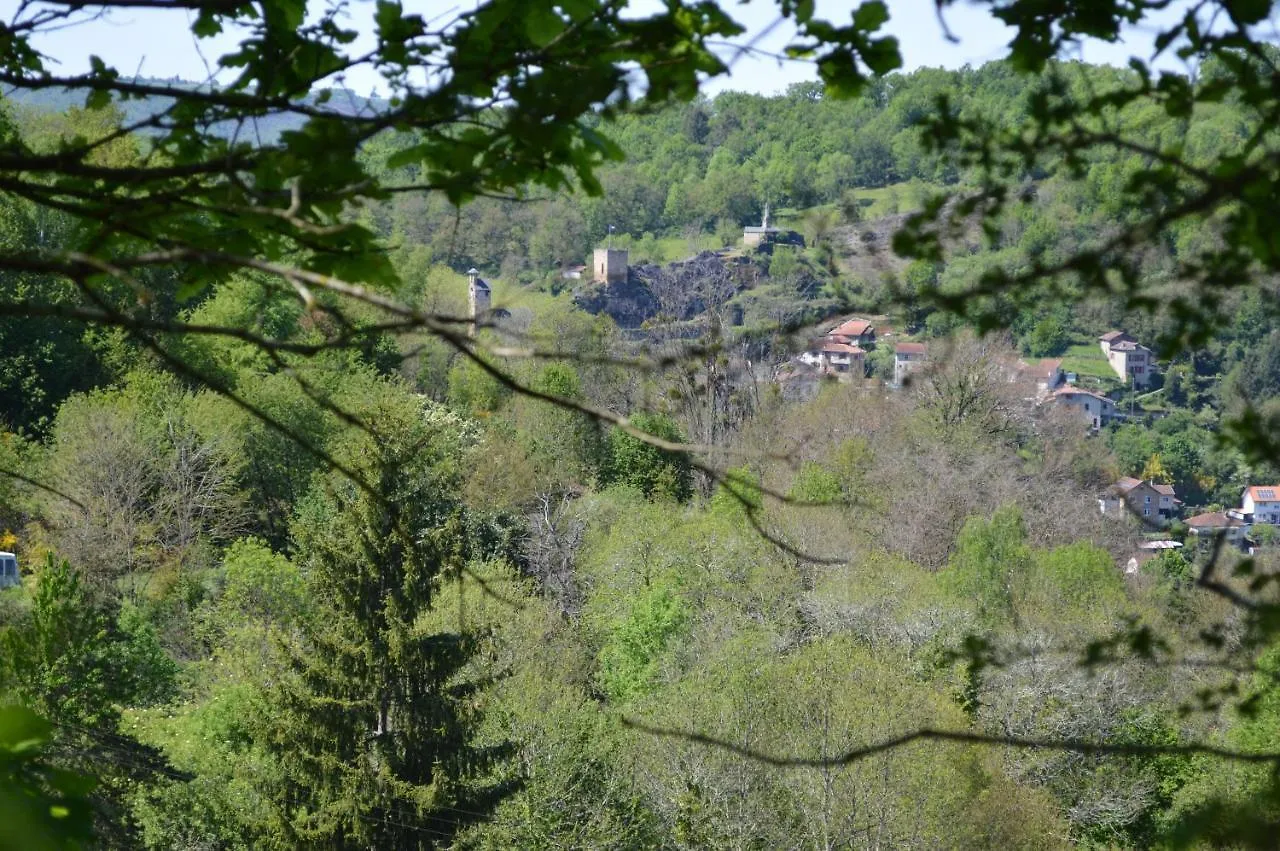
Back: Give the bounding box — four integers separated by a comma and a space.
5, 31, 1280, 851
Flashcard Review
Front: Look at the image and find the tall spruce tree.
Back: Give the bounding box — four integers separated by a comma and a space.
261, 390, 510, 848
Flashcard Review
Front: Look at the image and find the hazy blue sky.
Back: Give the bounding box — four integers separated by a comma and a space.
23, 0, 1179, 96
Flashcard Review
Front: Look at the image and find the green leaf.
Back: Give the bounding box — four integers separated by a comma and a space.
524, 5, 564, 48
852, 0, 889, 31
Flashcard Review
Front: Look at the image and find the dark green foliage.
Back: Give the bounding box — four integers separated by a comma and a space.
260, 396, 511, 848
601, 412, 692, 502
0, 705, 97, 851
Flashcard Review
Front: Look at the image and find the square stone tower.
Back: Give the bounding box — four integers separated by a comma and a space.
592, 248, 628, 283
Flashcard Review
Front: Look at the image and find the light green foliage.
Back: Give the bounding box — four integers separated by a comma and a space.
1109, 424, 1158, 477
1026, 314, 1069, 357
596, 586, 687, 703
0, 555, 175, 726
788, 460, 843, 503
709, 465, 762, 518
507, 362, 604, 490
201, 538, 309, 642
630, 632, 1068, 848
1019, 542, 1127, 633
943, 506, 1031, 624
448, 353, 510, 417
0, 555, 178, 846
1163, 640, 1280, 846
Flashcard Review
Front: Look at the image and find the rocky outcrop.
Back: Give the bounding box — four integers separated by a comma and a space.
573, 251, 762, 328
571, 273, 661, 329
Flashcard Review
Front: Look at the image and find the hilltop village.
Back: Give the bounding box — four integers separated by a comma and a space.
467, 213, 1275, 570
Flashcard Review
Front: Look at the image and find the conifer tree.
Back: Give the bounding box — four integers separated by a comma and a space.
260, 393, 511, 848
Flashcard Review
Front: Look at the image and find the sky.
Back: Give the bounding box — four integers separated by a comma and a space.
18, 0, 1190, 97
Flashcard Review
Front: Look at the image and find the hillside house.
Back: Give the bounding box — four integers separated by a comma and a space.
0, 552, 16, 589
1100, 477, 1180, 523
743, 203, 782, 247
893, 342, 927, 385
1019, 357, 1065, 396
1051, 386, 1117, 429
827, 318, 876, 348
1099, 330, 1154, 388
1186, 511, 1249, 544
799, 340, 866, 376
1242, 486, 1280, 523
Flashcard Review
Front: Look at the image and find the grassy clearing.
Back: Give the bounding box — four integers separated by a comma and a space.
777, 180, 949, 228
1060, 341, 1116, 381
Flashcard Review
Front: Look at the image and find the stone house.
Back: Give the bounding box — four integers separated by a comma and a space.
1099, 477, 1180, 523
1099, 330, 1154, 388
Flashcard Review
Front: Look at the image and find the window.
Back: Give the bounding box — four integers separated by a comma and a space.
1143, 508, 1151, 516
1144, 495, 1151, 504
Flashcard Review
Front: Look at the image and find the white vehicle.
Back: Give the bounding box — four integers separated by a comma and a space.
0, 551, 18, 588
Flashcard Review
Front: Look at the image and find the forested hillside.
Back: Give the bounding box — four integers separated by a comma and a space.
5, 1, 1280, 846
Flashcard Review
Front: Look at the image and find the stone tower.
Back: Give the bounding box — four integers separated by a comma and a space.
467, 267, 491, 337
592, 247, 628, 283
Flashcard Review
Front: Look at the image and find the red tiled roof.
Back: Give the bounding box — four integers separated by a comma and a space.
1244, 486, 1280, 503
895, 342, 927, 355
1099, 330, 1131, 343
1186, 511, 1245, 529
821, 342, 865, 355
830, 319, 874, 338
1114, 477, 1142, 493
1152, 483, 1177, 497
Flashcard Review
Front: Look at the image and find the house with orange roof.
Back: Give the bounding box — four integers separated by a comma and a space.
1186, 511, 1249, 545
826, 318, 876, 348
1242, 486, 1280, 524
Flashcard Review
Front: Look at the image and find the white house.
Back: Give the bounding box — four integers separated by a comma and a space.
799, 340, 865, 376
1099, 330, 1154, 388
0, 551, 17, 589
893, 342, 927, 385
1242, 486, 1280, 524
1051, 386, 1117, 429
